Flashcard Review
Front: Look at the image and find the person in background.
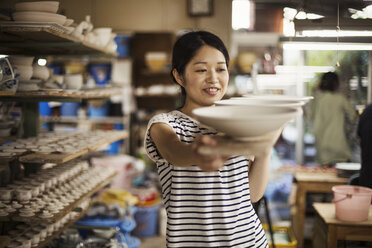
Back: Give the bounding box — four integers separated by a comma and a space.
144, 31, 281, 247
309, 71, 356, 166
357, 103, 372, 188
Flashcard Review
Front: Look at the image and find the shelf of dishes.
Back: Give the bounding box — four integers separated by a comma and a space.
0, 86, 123, 101
0, 22, 117, 57
0, 130, 128, 163
3, 197, 91, 248
0, 160, 116, 223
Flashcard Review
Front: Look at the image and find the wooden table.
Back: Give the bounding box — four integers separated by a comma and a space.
290, 171, 348, 248
313, 203, 372, 248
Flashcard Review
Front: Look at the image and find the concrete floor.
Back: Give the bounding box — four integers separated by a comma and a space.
139, 236, 166, 248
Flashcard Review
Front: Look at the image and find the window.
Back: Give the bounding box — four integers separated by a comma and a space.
232, 0, 254, 31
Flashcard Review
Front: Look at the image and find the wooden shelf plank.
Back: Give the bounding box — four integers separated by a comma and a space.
41, 116, 125, 124
18, 130, 128, 164
0, 87, 123, 102
0, 91, 15, 96
19, 149, 89, 164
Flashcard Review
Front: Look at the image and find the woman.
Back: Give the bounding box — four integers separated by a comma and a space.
309, 72, 356, 166
144, 31, 280, 247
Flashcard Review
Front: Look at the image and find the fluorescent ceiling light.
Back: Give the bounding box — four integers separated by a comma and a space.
300, 30, 372, 37
282, 42, 372, 50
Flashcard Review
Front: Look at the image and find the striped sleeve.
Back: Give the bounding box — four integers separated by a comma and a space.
144, 113, 174, 163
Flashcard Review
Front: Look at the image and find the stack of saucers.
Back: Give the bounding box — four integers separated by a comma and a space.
12, 1, 66, 26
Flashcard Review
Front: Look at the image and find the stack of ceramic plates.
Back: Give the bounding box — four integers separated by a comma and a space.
335, 163, 361, 178
13, 1, 67, 26
193, 94, 313, 140
242, 94, 313, 104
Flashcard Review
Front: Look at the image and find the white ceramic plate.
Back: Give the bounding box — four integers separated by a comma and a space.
335, 163, 361, 171
243, 94, 314, 103
15, 1, 59, 13
13, 11, 66, 26
192, 105, 299, 138
215, 98, 304, 108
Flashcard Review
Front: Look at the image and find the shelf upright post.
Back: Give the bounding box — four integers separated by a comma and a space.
21, 102, 40, 138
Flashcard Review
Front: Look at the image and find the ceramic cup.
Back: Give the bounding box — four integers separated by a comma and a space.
14, 188, 32, 202
0, 188, 13, 201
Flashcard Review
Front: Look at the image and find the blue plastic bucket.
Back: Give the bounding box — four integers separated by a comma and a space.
39, 102, 51, 116
114, 35, 131, 57
133, 205, 160, 237
60, 102, 80, 116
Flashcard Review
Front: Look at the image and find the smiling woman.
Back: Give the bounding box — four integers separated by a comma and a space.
143, 30, 280, 248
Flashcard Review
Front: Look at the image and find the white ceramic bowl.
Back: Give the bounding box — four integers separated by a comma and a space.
8, 55, 34, 66
192, 105, 299, 138
64, 18, 74, 26
145, 52, 167, 72
15, 1, 59, 13
32, 64, 50, 80
64, 74, 83, 89
17, 82, 40, 91
13, 11, 66, 25
243, 94, 314, 104
93, 27, 112, 47
13, 65, 33, 81
215, 97, 304, 108
335, 162, 361, 178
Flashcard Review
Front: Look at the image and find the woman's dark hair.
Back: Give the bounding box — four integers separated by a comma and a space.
318, 72, 340, 92
171, 31, 229, 103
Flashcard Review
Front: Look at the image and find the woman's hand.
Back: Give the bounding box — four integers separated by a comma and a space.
192, 135, 229, 172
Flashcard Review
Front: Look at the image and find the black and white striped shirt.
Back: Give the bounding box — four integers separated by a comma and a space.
145, 110, 268, 248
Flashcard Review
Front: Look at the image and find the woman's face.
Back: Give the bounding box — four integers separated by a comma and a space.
175, 45, 229, 110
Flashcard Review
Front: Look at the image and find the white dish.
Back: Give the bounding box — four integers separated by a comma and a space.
19, 79, 42, 84
243, 94, 314, 103
17, 82, 40, 91
64, 18, 74, 26
13, 64, 33, 81
192, 105, 299, 138
335, 163, 361, 171
13, 11, 66, 26
32, 64, 50, 80
15, 1, 59, 13
215, 98, 304, 108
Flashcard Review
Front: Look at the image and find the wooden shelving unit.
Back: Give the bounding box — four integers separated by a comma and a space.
0, 21, 128, 247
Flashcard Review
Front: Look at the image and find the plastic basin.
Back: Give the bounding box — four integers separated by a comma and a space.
332, 185, 372, 222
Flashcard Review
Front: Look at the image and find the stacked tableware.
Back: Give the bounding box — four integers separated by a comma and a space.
192, 94, 313, 155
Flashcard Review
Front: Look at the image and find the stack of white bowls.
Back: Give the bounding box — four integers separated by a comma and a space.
7, 55, 40, 92
192, 94, 313, 141
12, 1, 67, 26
